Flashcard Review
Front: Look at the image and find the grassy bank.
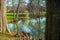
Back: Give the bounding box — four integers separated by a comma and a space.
7, 13, 26, 20
7, 12, 46, 20
0, 32, 19, 40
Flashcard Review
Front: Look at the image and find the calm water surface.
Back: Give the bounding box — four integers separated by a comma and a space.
7, 17, 46, 38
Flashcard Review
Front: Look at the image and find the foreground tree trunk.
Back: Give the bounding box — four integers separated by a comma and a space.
45, 0, 56, 40
0, 0, 7, 33
0, 10, 2, 32
0, 0, 12, 34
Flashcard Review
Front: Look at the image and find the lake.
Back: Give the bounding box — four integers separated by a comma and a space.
7, 17, 46, 39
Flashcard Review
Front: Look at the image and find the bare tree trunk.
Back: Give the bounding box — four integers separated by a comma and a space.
0, 0, 2, 32
12, 0, 16, 20
0, 0, 15, 34
0, 10, 2, 32
14, 0, 20, 21
1, 0, 7, 33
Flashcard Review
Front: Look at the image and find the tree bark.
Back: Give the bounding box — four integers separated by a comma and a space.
45, 0, 56, 40
1, 0, 7, 33
14, 0, 20, 21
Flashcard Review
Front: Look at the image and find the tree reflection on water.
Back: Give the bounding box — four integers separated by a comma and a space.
7, 17, 46, 40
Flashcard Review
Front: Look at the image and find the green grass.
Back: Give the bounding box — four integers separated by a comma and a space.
7, 16, 14, 20
7, 12, 46, 20
40, 11, 46, 16
7, 13, 27, 20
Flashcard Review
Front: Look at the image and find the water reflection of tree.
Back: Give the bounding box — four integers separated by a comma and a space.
19, 19, 45, 40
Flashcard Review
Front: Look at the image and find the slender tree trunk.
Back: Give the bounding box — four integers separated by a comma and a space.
14, 0, 20, 21
12, 0, 15, 20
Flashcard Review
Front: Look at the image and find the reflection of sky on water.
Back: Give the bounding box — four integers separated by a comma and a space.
7, 17, 46, 36
7, 24, 14, 31
18, 20, 22, 24
30, 19, 37, 25
21, 25, 31, 33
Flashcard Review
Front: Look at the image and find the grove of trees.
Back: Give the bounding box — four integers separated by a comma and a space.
0, 0, 46, 40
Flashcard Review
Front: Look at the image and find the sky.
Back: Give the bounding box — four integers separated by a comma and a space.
24, 0, 29, 3
6, 0, 29, 6
6, 0, 46, 7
